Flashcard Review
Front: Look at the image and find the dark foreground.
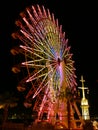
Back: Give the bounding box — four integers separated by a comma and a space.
0, 121, 96, 130
0, 122, 83, 130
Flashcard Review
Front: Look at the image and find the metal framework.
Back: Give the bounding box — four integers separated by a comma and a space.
11, 5, 84, 129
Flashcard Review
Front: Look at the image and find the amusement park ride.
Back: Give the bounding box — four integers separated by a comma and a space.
10, 4, 91, 129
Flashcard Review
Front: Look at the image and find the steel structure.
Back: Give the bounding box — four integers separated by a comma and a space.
11, 5, 84, 129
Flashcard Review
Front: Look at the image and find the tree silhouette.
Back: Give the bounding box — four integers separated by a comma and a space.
0, 91, 18, 126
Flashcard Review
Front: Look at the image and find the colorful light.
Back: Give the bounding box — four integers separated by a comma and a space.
12, 5, 77, 126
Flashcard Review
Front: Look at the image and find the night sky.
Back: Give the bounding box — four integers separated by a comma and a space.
0, 1, 98, 117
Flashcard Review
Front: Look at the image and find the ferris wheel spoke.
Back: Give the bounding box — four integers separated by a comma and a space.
62, 46, 71, 59
67, 62, 74, 67
33, 44, 55, 60
32, 6, 41, 21
14, 32, 30, 47
28, 67, 46, 79
33, 23, 59, 55
22, 17, 35, 35
15, 20, 34, 42
32, 69, 53, 98
22, 58, 46, 65
32, 43, 56, 60
65, 70, 73, 78
26, 8, 37, 25
26, 72, 47, 82
20, 45, 34, 54
65, 68, 76, 87
66, 77, 72, 88
22, 62, 45, 67
34, 30, 45, 43
26, 61, 56, 83
65, 64, 75, 72
20, 30, 34, 43
34, 34, 57, 59
65, 65, 75, 73
20, 45, 47, 59
50, 68, 60, 90
22, 56, 56, 67
32, 80, 50, 99
65, 68, 73, 76
66, 73, 74, 87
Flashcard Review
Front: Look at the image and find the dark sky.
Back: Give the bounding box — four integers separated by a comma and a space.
0, 1, 98, 116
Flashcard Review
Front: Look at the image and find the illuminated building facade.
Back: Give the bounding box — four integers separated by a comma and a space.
78, 75, 90, 120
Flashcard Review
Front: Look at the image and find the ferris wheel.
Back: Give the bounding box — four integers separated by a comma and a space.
11, 4, 80, 128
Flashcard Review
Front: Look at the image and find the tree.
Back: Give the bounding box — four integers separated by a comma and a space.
0, 91, 18, 124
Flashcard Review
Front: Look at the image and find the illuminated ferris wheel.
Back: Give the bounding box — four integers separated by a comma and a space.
11, 4, 82, 128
